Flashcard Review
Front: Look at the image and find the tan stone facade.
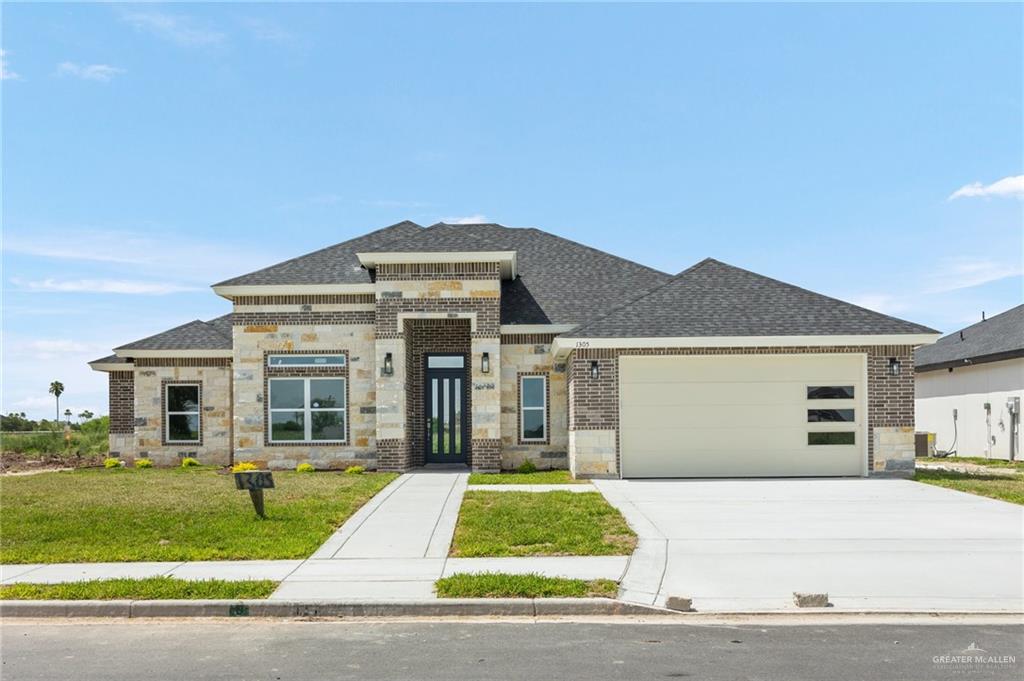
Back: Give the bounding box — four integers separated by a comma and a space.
132, 361, 232, 466
231, 295, 377, 470
499, 338, 568, 470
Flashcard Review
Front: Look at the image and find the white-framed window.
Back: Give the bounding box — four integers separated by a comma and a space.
268, 377, 347, 443
520, 374, 547, 442
165, 383, 201, 443
267, 354, 346, 368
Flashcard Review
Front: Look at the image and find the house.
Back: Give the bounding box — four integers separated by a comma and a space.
914, 305, 1023, 460
89, 221, 940, 478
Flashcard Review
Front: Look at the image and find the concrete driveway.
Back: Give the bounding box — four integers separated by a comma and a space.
594, 478, 1024, 612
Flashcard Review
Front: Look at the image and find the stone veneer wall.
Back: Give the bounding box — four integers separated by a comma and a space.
133, 359, 232, 466
499, 334, 568, 470
231, 294, 377, 470
567, 345, 916, 477
373, 262, 502, 471
107, 370, 135, 458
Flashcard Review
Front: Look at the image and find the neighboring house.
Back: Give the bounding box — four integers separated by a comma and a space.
89, 221, 940, 478
914, 305, 1024, 460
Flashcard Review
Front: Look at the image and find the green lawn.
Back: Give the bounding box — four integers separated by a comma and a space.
467, 470, 585, 485
0, 577, 276, 600
435, 572, 617, 599
917, 456, 1024, 471
451, 490, 636, 557
0, 468, 397, 563
914, 468, 1024, 505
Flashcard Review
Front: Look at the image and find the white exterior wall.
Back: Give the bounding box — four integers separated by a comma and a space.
915, 358, 1024, 460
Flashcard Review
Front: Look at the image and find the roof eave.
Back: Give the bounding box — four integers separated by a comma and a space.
552, 333, 943, 359
356, 251, 518, 279
915, 348, 1024, 373
112, 349, 233, 359
211, 283, 376, 300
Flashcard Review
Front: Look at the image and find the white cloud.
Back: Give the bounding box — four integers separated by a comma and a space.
122, 11, 226, 47
3, 227, 279, 284
1, 49, 20, 80
442, 214, 489, 224
924, 257, 1023, 293
11, 278, 201, 295
57, 62, 125, 82
948, 175, 1024, 200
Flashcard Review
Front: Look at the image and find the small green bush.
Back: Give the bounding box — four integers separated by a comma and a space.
296, 463, 315, 473
180, 457, 200, 468
103, 458, 121, 469
344, 465, 365, 475
517, 460, 538, 475
134, 458, 153, 469
232, 461, 258, 473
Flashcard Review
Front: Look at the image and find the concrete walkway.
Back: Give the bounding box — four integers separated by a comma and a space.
2, 472, 628, 602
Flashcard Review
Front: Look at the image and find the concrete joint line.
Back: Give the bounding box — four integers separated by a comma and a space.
423, 474, 465, 559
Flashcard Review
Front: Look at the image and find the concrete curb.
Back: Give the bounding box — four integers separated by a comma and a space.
0, 598, 675, 619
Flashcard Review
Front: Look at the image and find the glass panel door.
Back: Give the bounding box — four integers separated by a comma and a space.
424, 357, 467, 463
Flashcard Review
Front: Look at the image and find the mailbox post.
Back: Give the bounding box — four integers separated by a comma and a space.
233, 470, 275, 518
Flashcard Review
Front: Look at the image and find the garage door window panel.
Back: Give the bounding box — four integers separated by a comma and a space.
808, 408, 855, 422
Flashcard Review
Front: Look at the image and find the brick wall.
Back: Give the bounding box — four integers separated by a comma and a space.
404, 318, 472, 467
568, 345, 916, 474
108, 371, 134, 434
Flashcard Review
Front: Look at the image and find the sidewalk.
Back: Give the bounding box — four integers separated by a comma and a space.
1, 471, 627, 602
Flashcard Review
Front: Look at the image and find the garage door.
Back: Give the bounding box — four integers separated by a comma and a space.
619, 354, 866, 478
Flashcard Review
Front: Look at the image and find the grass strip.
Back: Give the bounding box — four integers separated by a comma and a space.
436, 572, 617, 598
0, 577, 277, 600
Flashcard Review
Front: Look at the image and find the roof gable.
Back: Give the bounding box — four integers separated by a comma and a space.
561, 258, 939, 338
915, 304, 1024, 370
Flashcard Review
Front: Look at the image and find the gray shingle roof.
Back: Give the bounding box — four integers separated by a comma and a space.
114, 316, 233, 351
88, 354, 130, 366
915, 304, 1024, 371
560, 258, 939, 338
213, 221, 423, 287
214, 221, 671, 325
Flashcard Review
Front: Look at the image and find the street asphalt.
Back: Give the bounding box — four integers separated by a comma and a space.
1, 619, 1021, 680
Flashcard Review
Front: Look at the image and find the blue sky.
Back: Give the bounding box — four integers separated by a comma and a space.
2, 2, 1022, 420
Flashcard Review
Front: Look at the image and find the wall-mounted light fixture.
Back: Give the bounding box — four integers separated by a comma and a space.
590, 360, 600, 380
383, 352, 394, 376
888, 357, 901, 377
481, 352, 491, 374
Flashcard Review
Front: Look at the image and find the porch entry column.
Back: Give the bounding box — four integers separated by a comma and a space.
470, 338, 501, 472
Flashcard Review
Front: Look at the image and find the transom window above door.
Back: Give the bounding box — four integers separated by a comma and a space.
268, 378, 346, 443
427, 355, 465, 369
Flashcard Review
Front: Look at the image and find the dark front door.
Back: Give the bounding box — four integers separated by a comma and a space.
424, 354, 468, 463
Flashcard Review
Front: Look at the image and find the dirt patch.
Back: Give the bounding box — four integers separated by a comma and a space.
0, 451, 105, 474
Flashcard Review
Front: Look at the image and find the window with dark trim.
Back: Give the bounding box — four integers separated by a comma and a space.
520, 375, 547, 442
268, 377, 346, 443
165, 384, 200, 443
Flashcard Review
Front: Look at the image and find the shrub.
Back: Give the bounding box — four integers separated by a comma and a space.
232, 461, 258, 473
134, 458, 153, 469
516, 460, 538, 475
344, 465, 365, 475
180, 457, 200, 468
296, 463, 315, 473
103, 457, 122, 469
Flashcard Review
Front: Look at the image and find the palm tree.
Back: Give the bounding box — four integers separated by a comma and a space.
48, 381, 65, 423
78, 410, 94, 422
